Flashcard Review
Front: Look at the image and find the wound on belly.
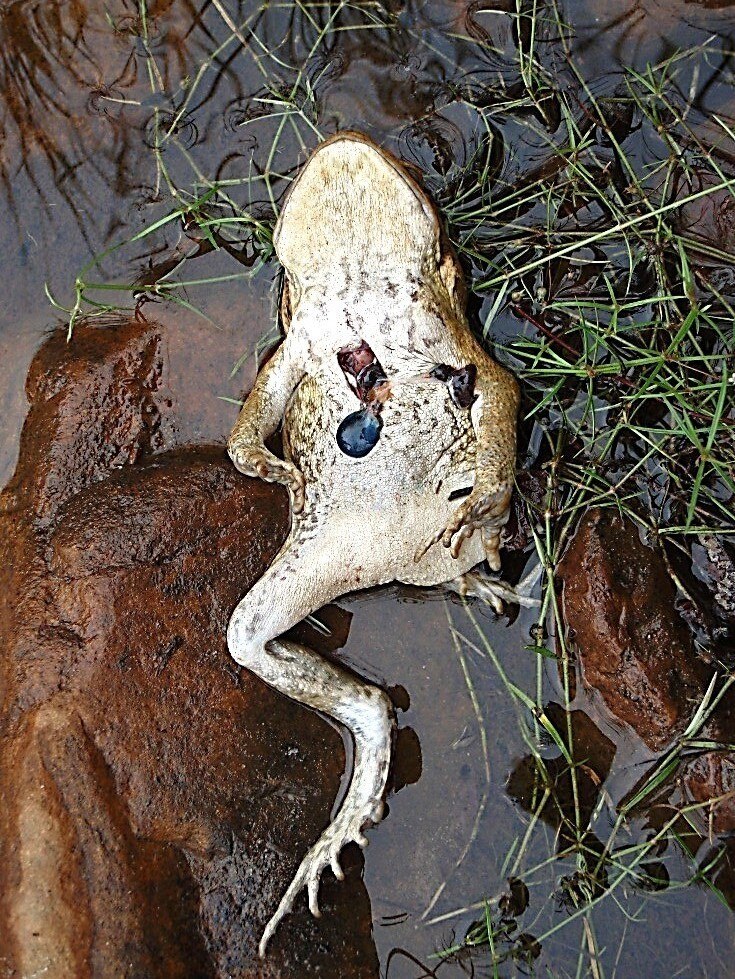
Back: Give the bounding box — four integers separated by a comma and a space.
335, 339, 477, 459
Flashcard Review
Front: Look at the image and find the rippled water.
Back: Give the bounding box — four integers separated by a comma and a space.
1, 1, 734, 976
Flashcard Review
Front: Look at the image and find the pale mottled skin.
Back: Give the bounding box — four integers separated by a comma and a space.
226, 132, 520, 955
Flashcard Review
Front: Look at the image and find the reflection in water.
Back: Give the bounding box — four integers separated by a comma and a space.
0, 0, 96, 215
0, 0, 734, 976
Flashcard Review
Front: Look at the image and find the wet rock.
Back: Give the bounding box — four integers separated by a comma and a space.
0, 319, 379, 978
2, 701, 211, 979
558, 508, 710, 751
2, 319, 169, 527
682, 752, 735, 835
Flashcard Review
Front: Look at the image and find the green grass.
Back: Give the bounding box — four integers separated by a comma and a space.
434, 5, 734, 971
433, 6, 734, 971
59, 1, 735, 974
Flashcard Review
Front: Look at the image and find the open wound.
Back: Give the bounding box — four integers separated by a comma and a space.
336, 339, 477, 459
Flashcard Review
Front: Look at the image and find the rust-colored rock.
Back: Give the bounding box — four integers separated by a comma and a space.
558, 508, 710, 751
0, 319, 379, 978
2, 320, 169, 528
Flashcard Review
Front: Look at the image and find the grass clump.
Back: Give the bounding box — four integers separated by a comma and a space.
426, 5, 735, 973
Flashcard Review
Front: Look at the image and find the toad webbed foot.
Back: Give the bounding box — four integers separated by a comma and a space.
258, 798, 383, 957
415, 484, 512, 567
449, 563, 543, 613
228, 441, 305, 513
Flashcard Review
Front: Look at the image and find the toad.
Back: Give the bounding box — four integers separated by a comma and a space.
226, 132, 521, 954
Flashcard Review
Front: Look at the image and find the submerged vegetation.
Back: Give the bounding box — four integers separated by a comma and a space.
56, 0, 735, 974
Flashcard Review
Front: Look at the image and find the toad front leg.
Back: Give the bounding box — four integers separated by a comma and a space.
228, 339, 306, 512
419, 351, 520, 569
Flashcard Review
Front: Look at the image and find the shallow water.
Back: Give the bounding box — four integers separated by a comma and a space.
1, 1, 734, 976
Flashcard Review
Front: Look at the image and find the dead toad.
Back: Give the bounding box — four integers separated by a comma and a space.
226, 132, 521, 954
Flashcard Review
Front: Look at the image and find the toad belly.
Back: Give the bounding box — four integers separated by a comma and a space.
283, 372, 477, 506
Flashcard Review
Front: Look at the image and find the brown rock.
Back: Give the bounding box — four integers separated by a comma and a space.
3, 701, 211, 979
2, 319, 170, 528
0, 319, 379, 978
558, 508, 710, 751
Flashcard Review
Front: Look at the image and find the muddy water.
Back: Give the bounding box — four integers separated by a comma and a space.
1, 1, 734, 976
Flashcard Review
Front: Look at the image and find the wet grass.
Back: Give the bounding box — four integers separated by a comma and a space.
48, 0, 393, 343
57, 1, 735, 974
431, 597, 735, 974
429, 5, 734, 973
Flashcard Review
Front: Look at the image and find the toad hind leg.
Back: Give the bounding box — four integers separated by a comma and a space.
226, 529, 395, 957
446, 562, 544, 613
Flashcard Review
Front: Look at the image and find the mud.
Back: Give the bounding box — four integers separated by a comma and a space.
0, 319, 378, 978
